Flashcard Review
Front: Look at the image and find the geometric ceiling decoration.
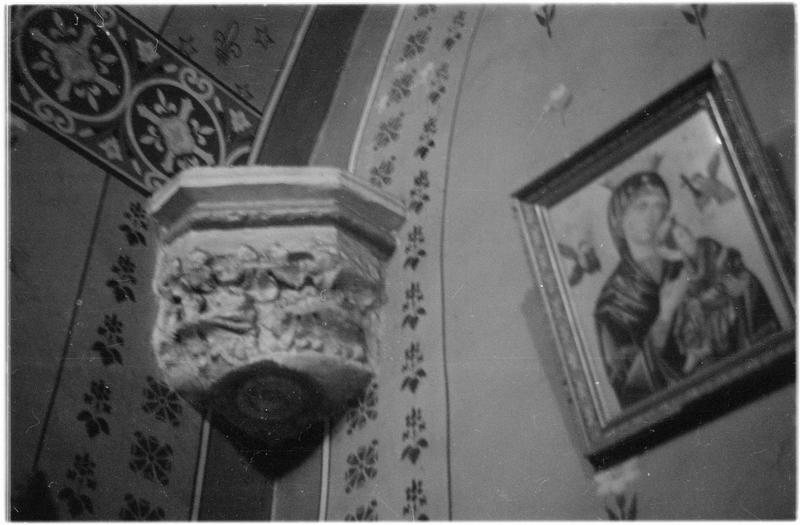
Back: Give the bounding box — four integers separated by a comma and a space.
10, 6, 261, 195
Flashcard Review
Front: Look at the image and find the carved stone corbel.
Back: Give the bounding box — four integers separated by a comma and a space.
147, 166, 405, 443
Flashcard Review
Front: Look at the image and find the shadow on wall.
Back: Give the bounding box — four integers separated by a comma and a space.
10, 470, 60, 521
208, 413, 327, 479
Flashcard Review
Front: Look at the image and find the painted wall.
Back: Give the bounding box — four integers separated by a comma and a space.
9, 4, 795, 521
306, 3, 795, 520
446, 4, 795, 520
7, 5, 285, 519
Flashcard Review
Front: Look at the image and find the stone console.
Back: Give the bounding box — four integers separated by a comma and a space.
147, 166, 405, 443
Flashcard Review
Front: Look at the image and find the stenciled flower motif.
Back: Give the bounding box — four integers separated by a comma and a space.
28, 10, 121, 111
135, 38, 160, 64
142, 376, 183, 427
65, 453, 97, 489
401, 407, 429, 465
129, 432, 173, 486
344, 440, 378, 493
402, 479, 429, 520
134, 85, 220, 174
98, 136, 123, 161
106, 254, 136, 302
229, 108, 252, 133
345, 381, 378, 434
92, 313, 124, 365
119, 201, 149, 247
401, 341, 427, 393
345, 500, 378, 521
77, 380, 111, 438
58, 453, 97, 518
119, 494, 166, 521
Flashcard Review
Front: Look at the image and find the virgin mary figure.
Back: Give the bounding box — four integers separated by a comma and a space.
594, 171, 779, 408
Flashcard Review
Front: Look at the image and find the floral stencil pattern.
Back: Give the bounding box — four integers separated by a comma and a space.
374, 113, 405, 151
119, 494, 166, 521
443, 11, 466, 50
403, 27, 432, 61
428, 63, 449, 105
401, 342, 427, 393
91, 314, 124, 366
141, 376, 183, 427
402, 479, 429, 521
401, 282, 427, 330
404, 225, 427, 271
333, 7, 479, 519
345, 499, 379, 521
415, 117, 437, 159
345, 382, 379, 435
77, 380, 111, 438
414, 5, 437, 21
388, 70, 417, 107
409, 170, 431, 214
345, 440, 379, 493
129, 432, 174, 486
57, 453, 97, 518
369, 156, 396, 188
119, 201, 148, 247
107, 254, 137, 303
401, 408, 429, 465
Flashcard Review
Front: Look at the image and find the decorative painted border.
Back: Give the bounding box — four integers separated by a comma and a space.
10, 6, 260, 195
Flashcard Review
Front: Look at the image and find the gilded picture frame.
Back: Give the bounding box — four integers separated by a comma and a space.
512, 61, 795, 468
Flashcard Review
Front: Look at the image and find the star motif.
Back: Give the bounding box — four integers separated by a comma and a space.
253, 24, 275, 50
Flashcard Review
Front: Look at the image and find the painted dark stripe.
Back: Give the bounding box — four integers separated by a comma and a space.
31, 173, 111, 471
255, 5, 366, 165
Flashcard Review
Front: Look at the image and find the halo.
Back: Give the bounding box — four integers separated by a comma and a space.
600, 152, 664, 191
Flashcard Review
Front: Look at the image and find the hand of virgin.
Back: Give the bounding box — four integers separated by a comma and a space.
658, 266, 691, 323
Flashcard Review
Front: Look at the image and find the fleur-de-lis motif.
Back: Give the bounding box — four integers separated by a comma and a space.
214, 21, 243, 66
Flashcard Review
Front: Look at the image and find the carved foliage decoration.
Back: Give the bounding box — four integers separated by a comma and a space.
10, 6, 259, 195
152, 241, 383, 394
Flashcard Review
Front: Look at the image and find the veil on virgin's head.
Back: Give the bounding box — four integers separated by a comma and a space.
606, 171, 671, 254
